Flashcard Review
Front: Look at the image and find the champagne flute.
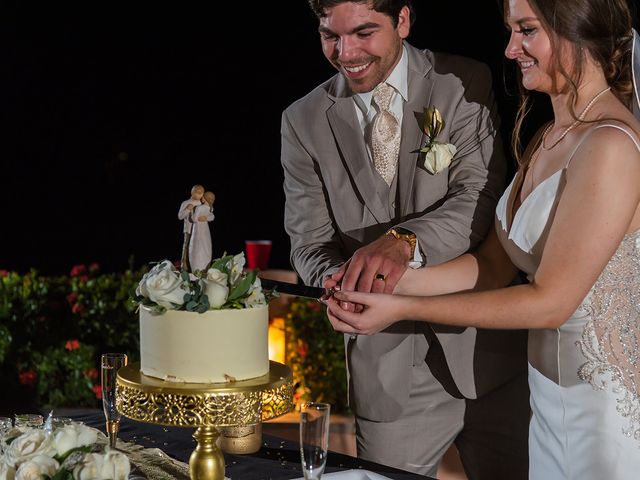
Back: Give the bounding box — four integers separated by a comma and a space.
101, 353, 128, 448
300, 402, 331, 480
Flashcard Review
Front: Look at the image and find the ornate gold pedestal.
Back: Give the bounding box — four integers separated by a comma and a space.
116, 361, 294, 480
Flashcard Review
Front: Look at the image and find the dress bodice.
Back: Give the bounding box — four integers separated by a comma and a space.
494, 122, 640, 446
495, 168, 564, 278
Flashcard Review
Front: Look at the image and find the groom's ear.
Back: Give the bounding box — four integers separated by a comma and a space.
397, 5, 411, 39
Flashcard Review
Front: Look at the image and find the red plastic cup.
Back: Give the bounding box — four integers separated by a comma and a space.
245, 240, 272, 270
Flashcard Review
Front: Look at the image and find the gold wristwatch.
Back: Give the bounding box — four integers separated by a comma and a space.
385, 227, 417, 257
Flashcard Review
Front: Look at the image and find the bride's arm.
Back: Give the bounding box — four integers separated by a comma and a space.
396, 226, 519, 296
327, 128, 640, 333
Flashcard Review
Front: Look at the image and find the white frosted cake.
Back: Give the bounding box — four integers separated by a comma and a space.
139, 304, 269, 383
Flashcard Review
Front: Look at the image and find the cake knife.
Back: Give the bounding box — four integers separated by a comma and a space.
258, 277, 334, 301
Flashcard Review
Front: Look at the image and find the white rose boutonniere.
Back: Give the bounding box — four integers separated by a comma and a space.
418, 106, 457, 175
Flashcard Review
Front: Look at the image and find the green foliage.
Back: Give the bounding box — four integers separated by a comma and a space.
31, 342, 97, 409
285, 298, 349, 414
0, 265, 141, 409
0, 266, 349, 413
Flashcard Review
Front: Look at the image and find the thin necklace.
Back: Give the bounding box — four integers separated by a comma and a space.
541, 86, 611, 150
525, 85, 611, 197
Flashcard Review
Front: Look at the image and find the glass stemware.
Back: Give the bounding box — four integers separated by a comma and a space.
101, 353, 128, 448
300, 402, 331, 480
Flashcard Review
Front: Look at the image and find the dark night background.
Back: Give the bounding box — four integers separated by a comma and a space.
2, 2, 637, 275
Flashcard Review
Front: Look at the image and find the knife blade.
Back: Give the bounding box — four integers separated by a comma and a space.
258, 277, 332, 300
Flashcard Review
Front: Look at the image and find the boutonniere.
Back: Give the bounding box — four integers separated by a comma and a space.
417, 107, 457, 175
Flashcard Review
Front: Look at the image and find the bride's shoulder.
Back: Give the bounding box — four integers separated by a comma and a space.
577, 114, 640, 156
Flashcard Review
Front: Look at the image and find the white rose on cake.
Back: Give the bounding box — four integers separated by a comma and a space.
228, 252, 246, 287
202, 268, 229, 308
133, 252, 275, 313
136, 260, 189, 309
243, 277, 266, 308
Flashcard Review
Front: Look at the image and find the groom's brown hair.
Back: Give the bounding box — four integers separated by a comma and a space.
307, 0, 415, 28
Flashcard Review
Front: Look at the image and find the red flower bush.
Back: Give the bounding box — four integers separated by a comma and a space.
71, 303, 85, 315
296, 340, 309, 359
18, 370, 37, 387
65, 339, 81, 351
92, 384, 102, 400
89, 263, 100, 273
84, 368, 99, 380
70, 264, 87, 277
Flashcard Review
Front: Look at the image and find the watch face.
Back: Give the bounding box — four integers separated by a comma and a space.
394, 227, 412, 235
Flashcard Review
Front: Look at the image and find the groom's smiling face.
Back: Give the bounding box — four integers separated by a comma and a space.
318, 2, 410, 93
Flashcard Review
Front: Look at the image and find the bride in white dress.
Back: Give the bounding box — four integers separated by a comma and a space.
188, 191, 215, 273
324, 0, 640, 477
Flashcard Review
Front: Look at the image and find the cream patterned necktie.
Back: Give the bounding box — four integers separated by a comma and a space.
371, 82, 400, 186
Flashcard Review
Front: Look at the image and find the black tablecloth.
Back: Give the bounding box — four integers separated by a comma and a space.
61, 409, 432, 480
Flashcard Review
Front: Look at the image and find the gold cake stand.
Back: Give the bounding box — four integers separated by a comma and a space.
116, 361, 294, 480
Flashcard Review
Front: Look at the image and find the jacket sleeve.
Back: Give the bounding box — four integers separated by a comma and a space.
399, 61, 506, 266
281, 108, 344, 287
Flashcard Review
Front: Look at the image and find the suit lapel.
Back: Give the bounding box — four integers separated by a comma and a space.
398, 45, 435, 216
326, 77, 387, 222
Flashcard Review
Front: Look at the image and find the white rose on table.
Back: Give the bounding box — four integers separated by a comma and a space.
0, 461, 15, 480
98, 449, 130, 480
73, 450, 130, 480
4, 430, 55, 468
228, 253, 246, 286
136, 260, 189, 308
15, 455, 58, 480
243, 277, 266, 308
202, 268, 229, 308
52, 423, 98, 457
423, 142, 457, 175
73, 452, 104, 480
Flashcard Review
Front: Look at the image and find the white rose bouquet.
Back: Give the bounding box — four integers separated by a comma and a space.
0, 422, 130, 480
132, 252, 276, 314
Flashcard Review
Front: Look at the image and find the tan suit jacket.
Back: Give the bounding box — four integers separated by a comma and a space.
282, 43, 527, 422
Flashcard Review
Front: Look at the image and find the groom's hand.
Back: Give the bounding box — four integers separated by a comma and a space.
331, 235, 411, 312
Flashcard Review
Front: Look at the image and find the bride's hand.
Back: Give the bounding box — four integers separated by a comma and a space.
324, 291, 406, 335
392, 267, 419, 295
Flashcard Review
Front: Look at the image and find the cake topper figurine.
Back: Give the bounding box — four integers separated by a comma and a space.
177, 184, 204, 271
188, 191, 215, 273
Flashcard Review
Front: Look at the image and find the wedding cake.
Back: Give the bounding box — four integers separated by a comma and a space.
134, 254, 270, 383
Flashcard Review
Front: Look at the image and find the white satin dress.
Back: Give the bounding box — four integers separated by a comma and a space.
495, 122, 640, 479
188, 203, 214, 272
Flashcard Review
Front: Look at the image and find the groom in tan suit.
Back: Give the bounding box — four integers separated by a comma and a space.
282, 1, 529, 478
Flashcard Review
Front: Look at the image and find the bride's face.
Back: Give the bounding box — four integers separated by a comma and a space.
504, 0, 561, 93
